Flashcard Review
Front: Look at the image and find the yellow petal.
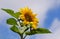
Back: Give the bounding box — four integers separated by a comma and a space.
32, 24, 37, 29
33, 14, 37, 16
19, 7, 39, 27
19, 15, 25, 20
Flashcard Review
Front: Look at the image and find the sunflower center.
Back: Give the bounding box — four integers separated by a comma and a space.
24, 13, 33, 22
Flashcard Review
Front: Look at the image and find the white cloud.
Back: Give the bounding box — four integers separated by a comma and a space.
50, 18, 60, 32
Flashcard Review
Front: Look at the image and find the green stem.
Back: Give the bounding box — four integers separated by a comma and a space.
20, 34, 24, 39
24, 35, 27, 39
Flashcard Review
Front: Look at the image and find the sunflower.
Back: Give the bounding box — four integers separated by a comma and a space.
19, 7, 38, 29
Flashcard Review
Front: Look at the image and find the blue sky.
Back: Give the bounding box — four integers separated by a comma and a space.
44, 5, 60, 28
0, 0, 60, 39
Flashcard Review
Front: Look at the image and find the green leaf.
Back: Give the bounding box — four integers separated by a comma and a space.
26, 28, 51, 35
7, 18, 17, 25
36, 28, 51, 33
1, 8, 20, 19
13, 12, 20, 19
1, 8, 14, 15
10, 25, 19, 33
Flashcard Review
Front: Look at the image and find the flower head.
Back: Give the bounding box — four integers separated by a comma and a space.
19, 7, 38, 29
